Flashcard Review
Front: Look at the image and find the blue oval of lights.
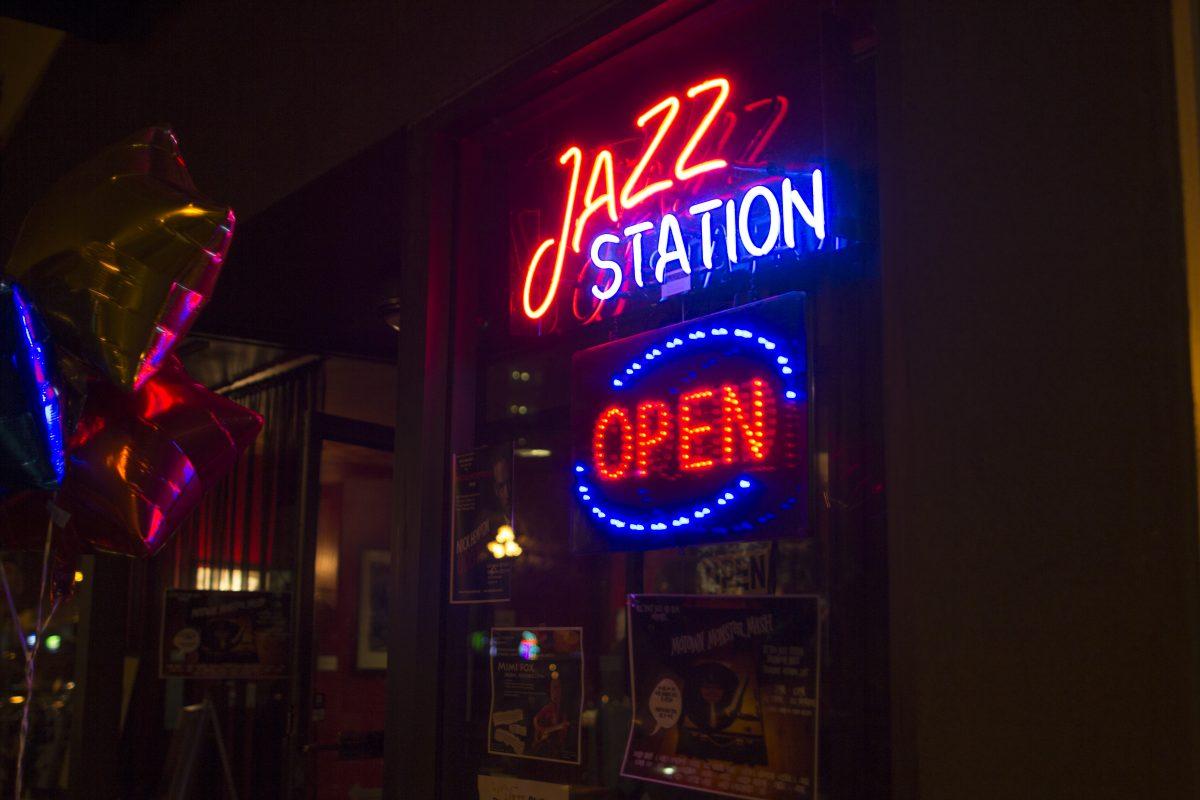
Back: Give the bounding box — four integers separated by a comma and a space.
608, 324, 803, 402
575, 466, 757, 533
577, 318, 804, 537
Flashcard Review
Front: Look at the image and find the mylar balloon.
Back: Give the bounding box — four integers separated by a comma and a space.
0, 283, 66, 493
3, 126, 234, 391
57, 356, 261, 557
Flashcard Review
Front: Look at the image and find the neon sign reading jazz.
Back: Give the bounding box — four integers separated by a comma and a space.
520, 75, 828, 324
570, 295, 808, 546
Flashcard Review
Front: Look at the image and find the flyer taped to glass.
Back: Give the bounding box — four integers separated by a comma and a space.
488, 627, 584, 764
622, 594, 820, 799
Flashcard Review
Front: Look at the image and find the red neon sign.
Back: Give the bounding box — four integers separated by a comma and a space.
517, 75, 829, 330
570, 294, 808, 549
593, 377, 776, 481
523, 77, 734, 321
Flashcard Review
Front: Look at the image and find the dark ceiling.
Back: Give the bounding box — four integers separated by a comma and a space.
192, 129, 407, 360
0, 0, 614, 363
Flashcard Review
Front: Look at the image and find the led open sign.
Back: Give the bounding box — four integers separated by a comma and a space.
571, 293, 808, 549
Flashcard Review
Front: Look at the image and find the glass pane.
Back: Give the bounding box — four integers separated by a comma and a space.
439, 0, 885, 797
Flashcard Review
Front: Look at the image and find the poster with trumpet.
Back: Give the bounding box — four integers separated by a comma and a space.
622, 594, 820, 800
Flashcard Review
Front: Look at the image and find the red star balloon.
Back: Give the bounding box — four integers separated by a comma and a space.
56, 356, 261, 557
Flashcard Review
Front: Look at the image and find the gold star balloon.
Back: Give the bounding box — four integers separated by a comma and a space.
3, 126, 234, 391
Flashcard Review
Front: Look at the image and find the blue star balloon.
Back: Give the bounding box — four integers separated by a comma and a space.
0, 282, 66, 493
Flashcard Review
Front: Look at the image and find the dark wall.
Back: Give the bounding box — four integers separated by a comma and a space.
1, 0, 615, 356
878, 1, 1200, 797
2, 0, 614, 238
193, 131, 406, 358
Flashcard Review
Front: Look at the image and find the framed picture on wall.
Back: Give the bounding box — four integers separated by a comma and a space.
357, 549, 389, 670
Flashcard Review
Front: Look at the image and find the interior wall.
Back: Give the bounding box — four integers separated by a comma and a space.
878, 1, 1200, 798
324, 356, 397, 428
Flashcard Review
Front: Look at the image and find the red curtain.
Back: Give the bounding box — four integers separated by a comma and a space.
121, 359, 323, 800
167, 359, 323, 592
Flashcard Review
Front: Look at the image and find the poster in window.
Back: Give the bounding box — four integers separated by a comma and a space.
488, 627, 584, 764
622, 594, 820, 800
160, 590, 291, 679
451, 443, 515, 603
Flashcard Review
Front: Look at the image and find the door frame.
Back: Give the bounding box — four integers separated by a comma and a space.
287, 411, 394, 799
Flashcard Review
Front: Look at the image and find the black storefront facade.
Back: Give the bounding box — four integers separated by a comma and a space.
386, 1, 1200, 799
3, 1, 1195, 797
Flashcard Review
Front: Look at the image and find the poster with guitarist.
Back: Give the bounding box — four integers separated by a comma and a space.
488, 627, 584, 764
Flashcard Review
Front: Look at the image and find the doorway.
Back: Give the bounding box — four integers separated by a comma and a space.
291, 413, 393, 800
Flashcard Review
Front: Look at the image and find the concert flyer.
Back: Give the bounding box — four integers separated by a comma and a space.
488, 627, 584, 764
622, 594, 820, 799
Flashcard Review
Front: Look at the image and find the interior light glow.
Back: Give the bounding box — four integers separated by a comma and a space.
488, 525, 522, 559
194, 565, 262, 592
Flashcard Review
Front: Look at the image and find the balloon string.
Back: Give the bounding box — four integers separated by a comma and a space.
12, 513, 56, 800
0, 561, 28, 663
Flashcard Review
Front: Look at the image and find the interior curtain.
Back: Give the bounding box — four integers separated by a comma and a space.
165, 359, 324, 590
